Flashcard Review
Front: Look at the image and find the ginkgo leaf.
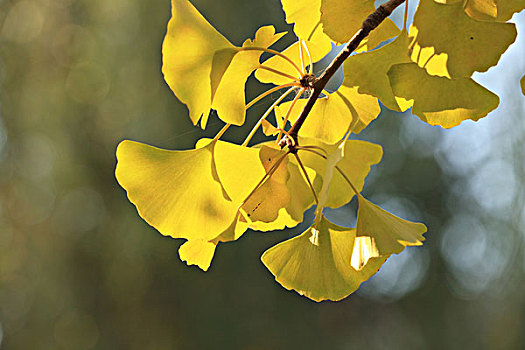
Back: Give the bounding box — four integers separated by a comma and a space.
294, 137, 382, 209
255, 41, 325, 86
162, 0, 284, 127
343, 30, 413, 112
495, 0, 525, 21
178, 212, 250, 271
521, 75, 525, 95
242, 146, 291, 226
411, 0, 516, 78
465, 0, 498, 20
115, 140, 237, 241
320, 0, 399, 48
388, 62, 500, 128
281, 0, 332, 52
279, 85, 380, 144
179, 239, 217, 271
262, 215, 388, 301
261, 120, 280, 136
356, 195, 427, 256
212, 26, 286, 126
215, 141, 315, 232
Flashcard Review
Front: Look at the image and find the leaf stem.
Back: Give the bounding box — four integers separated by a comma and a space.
242, 87, 298, 146
212, 123, 231, 141
302, 40, 313, 74
297, 147, 360, 196
238, 151, 290, 215
257, 65, 300, 82
298, 40, 306, 75
240, 47, 303, 77
403, 0, 409, 31
245, 83, 299, 110
277, 87, 305, 143
293, 153, 319, 205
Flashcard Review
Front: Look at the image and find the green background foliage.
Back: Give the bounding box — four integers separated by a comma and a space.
0, 0, 524, 348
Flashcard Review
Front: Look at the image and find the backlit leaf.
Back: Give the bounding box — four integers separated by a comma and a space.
212, 26, 286, 126
115, 140, 237, 241
388, 62, 500, 128
162, 0, 283, 127
295, 137, 382, 209
280, 85, 380, 144
343, 31, 413, 112
356, 195, 427, 256
179, 239, 217, 271
320, 0, 399, 49
281, 0, 332, 52
262, 215, 388, 301
411, 0, 516, 77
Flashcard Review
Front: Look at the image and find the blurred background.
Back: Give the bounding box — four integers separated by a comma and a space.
0, 0, 524, 348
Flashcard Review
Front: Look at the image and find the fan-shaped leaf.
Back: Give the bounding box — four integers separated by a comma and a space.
162, 0, 284, 127
262, 215, 387, 301
388, 62, 500, 128
281, 0, 332, 52
295, 137, 382, 209
280, 86, 380, 143
343, 31, 413, 112
411, 0, 516, 78
115, 140, 238, 241
356, 195, 427, 256
320, 0, 399, 49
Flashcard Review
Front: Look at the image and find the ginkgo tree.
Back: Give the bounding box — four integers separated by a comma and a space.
115, 0, 525, 301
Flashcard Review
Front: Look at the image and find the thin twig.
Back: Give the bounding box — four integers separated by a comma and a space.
280, 0, 406, 147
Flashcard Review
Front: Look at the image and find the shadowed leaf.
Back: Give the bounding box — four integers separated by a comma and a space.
262, 215, 387, 301
388, 62, 499, 128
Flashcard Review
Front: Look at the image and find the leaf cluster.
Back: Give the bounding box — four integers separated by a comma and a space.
115, 0, 524, 301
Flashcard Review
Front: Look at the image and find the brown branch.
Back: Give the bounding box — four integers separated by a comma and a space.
280, 0, 405, 148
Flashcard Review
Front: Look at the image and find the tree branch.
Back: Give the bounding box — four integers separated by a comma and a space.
280, 0, 406, 148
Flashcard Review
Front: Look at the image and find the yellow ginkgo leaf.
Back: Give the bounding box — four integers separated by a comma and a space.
281, 0, 332, 52
294, 137, 382, 209
388, 62, 500, 128
343, 31, 413, 112
215, 141, 315, 232
162, 0, 284, 127
411, 0, 516, 78
262, 215, 388, 302
115, 140, 237, 241
320, 0, 399, 45
178, 213, 250, 271
496, 0, 525, 21
521, 75, 525, 95
280, 85, 380, 144
261, 120, 280, 136
242, 146, 291, 226
178, 239, 217, 271
356, 195, 427, 256
212, 26, 286, 126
